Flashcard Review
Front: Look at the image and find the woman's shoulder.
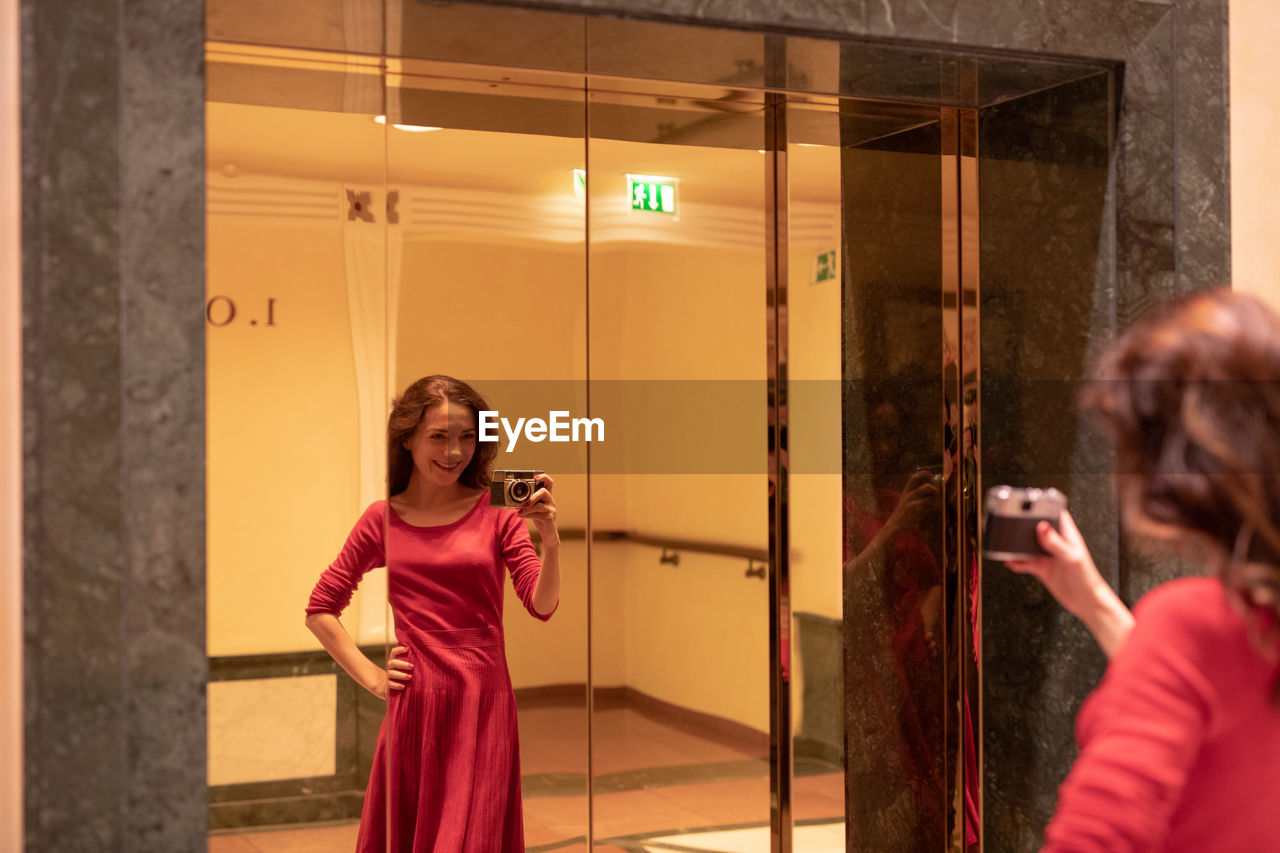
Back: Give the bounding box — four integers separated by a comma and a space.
472, 489, 513, 524
1135, 576, 1226, 624
1132, 576, 1256, 655
353, 499, 389, 529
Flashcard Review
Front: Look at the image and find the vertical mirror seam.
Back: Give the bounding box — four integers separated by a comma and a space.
765, 90, 792, 853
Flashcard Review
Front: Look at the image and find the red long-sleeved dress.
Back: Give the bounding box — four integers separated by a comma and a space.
1043, 576, 1280, 852
306, 493, 554, 852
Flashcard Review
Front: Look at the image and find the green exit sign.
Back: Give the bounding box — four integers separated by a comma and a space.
628, 175, 677, 215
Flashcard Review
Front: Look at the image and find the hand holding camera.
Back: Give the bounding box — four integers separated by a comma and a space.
884, 467, 943, 536
984, 486, 1097, 613
999, 507, 1104, 617
492, 468, 558, 542
989, 491, 1135, 656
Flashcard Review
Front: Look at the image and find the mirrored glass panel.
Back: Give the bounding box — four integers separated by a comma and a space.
783, 100, 846, 845
586, 81, 772, 849
839, 100, 954, 852
205, 40, 390, 850
199, 7, 1121, 851
380, 59, 591, 852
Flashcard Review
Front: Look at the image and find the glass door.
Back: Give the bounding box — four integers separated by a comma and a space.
204, 36, 392, 846
204, 7, 990, 850
585, 78, 773, 850
384, 55, 591, 852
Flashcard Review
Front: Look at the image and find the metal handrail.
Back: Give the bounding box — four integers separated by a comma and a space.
546, 527, 769, 564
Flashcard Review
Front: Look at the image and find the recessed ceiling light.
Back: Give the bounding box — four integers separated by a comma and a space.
372, 115, 442, 132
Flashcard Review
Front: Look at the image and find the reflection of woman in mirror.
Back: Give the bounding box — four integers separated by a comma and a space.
304, 375, 559, 852
842, 382, 948, 850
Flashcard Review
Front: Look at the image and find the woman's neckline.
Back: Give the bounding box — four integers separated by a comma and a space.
387, 490, 488, 530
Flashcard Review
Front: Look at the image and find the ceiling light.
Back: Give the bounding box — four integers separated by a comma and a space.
372, 115, 442, 132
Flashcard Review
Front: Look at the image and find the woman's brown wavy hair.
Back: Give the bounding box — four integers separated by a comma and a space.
387, 375, 497, 497
1081, 290, 1280, 683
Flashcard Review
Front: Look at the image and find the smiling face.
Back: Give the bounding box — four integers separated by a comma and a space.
403, 400, 478, 490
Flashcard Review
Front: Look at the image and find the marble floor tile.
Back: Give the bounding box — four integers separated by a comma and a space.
524, 792, 592, 837
643, 820, 844, 853
209, 820, 359, 852
792, 772, 845, 822
208, 834, 260, 853
592, 788, 710, 839
647, 775, 771, 826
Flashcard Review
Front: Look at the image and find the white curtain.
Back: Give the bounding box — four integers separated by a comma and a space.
343, 184, 402, 645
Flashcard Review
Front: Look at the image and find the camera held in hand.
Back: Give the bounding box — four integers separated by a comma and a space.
491, 469, 545, 508
982, 485, 1067, 560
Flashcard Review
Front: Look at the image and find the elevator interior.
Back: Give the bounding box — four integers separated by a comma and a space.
203, 4, 1116, 850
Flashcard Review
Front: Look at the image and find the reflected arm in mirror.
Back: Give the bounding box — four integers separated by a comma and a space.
843, 468, 941, 577
305, 613, 412, 700
1004, 509, 1135, 658
304, 503, 402, 697
515, 472, 560, 618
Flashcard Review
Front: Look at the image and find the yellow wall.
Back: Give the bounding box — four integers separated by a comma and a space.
1230, 0, 1280, 311
788, 229, 845, 736
206, 213, 370, 655
2, 0, 22, 840
587, 239, 773, 731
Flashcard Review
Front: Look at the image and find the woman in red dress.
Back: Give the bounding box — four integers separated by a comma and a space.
1005, 291, 1280, 852
304, 375, 560, 852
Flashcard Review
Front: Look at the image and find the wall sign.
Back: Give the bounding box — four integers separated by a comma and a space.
627, 174, 677, 215
206, 296, 278, 328
813, 249, 837, 284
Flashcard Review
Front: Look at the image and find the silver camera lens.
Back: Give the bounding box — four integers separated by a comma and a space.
508, 479, 532, 502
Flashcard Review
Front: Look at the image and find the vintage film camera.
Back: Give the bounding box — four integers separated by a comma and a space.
982, 485, 1067, 560
490, 469, 545, 508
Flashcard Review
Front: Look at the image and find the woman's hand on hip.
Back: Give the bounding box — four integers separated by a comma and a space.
371, 645, 413, 700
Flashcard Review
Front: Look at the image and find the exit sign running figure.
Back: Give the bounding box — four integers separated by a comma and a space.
627, 175, 678, 215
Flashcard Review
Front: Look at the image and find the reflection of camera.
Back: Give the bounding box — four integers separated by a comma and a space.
490, 469, 545, 507
982, 486, 1067, 560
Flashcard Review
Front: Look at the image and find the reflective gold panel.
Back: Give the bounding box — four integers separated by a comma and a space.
205, 41, 391, 846
586, 82, 772, 850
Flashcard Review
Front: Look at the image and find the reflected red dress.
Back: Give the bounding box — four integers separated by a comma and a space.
306, 493, 554, 852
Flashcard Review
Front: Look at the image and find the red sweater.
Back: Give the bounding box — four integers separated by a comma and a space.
1043, 577, 1280, 852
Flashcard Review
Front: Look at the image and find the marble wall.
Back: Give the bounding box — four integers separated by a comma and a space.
20, 0, 205, 851
977, 72, 1120, 850
20, 0, 1227, 851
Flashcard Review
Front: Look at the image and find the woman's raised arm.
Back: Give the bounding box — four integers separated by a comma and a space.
1004, 509, 1135, 658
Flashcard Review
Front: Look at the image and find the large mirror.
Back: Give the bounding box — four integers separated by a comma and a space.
382, 54, 591, 851
200, 5, 1117, 851
585, 81, 772, 850
205, 35, 393, 851
784, 99, 847, 848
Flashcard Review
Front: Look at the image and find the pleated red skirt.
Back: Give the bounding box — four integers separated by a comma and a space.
356, 625, 524, 853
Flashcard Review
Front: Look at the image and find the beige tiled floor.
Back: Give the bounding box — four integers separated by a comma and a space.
210, 705, 844, 852
209, 821, 359, 853
644, 821, 844, 853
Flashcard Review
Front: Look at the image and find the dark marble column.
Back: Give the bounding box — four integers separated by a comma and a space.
21, 0, 205, 850
977, 72, 1119, 851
